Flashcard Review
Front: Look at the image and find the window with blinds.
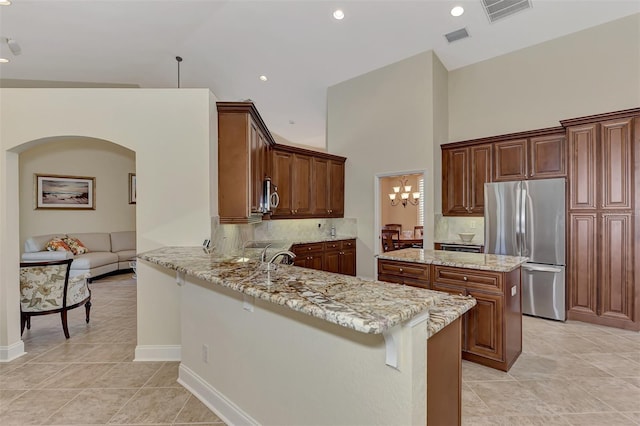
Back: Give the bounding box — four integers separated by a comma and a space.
417, 176, 424, 226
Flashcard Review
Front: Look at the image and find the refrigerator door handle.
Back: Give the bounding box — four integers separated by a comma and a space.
520, 183, 527, 257
522, 264, 563, 273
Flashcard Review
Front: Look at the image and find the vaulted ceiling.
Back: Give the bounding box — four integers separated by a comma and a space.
1, 1, 638, 148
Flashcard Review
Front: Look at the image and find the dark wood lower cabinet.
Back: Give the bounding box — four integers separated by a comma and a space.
292, 239, 356, 276
378, 259, 522, 371
292, 242, 324, 271
427, 317, 461, 426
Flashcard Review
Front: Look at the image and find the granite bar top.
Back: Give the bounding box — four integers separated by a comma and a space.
139, 246, 475, 336
378, 248, 528, 272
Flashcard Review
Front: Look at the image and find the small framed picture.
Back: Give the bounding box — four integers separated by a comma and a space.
35, 174, 95, 210
129, 173, 136, 204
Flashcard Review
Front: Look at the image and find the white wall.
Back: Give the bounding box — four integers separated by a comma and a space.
179, 275, 427, 425
0, 89, 215, 361
448, 13, 640, 142
19, 137, 136, 250
328, 51, 441, 279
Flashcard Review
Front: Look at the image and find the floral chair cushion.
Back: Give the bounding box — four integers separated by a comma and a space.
19, 264, 90, 313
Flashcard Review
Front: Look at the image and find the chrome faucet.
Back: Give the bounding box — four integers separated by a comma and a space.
267, 250, 296, 265
259, 243, 273, 264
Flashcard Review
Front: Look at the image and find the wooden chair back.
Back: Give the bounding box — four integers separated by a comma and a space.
381, 229, 400, 252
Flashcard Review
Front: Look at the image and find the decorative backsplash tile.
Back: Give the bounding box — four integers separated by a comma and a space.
210, 217, 357, 255
435, 215, 485, 244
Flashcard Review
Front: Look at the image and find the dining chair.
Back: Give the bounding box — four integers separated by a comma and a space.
414, 226, 424, 238
19, 259, 92, 339
383, 224, 402, 234
381, 229, 400, 252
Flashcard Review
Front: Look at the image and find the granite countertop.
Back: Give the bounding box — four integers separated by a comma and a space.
378, 248, 528, 272
139, 246, 475, 336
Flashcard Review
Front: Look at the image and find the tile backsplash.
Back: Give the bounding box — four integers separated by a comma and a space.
210, 217, 357, 255
435, 214, 485, 245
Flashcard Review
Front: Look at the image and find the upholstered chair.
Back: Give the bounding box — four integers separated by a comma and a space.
19, 259, 92, 339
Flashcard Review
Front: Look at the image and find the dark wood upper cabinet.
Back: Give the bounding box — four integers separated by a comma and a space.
271, 144, 346, 219
529, 133, 566, 179
493, 139, 528, 181
568, 124, 598, 210
600, 118, 633, 210
217, 102, 275, 224
442, 144, 491, 216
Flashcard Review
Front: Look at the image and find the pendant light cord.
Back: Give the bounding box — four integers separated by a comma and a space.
176, 56, 183, 88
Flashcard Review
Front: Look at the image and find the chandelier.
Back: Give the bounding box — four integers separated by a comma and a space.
389, 176, 419, 208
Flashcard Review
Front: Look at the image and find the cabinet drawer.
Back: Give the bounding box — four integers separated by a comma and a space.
324, 239, 355, 251
378, 259, 430, 281
292, 242, 324, 254
433, 266, 502, 292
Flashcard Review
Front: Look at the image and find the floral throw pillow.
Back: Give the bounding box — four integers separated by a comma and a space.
45, 238, 71, 252
63, 237, 89, 255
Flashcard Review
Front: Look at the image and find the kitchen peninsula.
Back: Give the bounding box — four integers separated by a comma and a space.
140, 246, 477, 425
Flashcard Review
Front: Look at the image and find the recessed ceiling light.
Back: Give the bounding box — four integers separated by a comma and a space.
333, 9, 344, 20
0, 1, 12, 5
0, 58, 9, 63
451, 6, 464, 17
259, 75, 268, 82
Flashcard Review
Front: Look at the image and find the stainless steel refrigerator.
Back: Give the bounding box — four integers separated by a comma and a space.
484, 178, 566, 321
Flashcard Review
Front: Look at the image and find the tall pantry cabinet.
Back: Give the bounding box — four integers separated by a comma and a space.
562, 109, 640, 331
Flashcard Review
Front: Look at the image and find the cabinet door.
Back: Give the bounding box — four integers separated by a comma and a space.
324, 249, 341, 274
568, 124, 597, 210
442, 147, 469, 215
328, 160, 345, 217
493, 139, 528, 181
311, 158, 329, 216
469, 144, 492, 215
600, 213, 634, 323
292, 154, 312, 216
465, 290, 503, 362
271, 150, 293, 217
601, 118, 633, 210
529, 133, 566, 179
250, 120, 268, 214
567, 213, 598, 318
340, 248, 356, 276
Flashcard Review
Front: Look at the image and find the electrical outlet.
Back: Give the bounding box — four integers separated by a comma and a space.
470, 221, 477, 229
202, 344, 209, 363
511, 286, 517, 297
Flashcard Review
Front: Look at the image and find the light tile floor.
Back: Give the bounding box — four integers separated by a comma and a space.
2, 273, 639, 425
0, 274, 225, 426
463, 314, 640, 425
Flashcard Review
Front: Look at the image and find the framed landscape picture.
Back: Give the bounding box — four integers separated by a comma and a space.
129, 173, 136, 204
35, 174, 95, 210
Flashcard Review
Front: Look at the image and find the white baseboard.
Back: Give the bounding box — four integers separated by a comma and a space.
178, 363, 259, 426
134, 345, 181, 361
0, 340, 26, 362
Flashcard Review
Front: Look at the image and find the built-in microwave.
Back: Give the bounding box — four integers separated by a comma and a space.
261, 177, 279, 213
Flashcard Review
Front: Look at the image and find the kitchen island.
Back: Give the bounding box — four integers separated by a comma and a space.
140, 246, 475, 425
378, 248, 528, 371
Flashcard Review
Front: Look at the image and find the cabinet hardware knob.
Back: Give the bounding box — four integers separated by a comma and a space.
399, 268, 403, 273
308, 247, 312, 251
463, 276, 468, 281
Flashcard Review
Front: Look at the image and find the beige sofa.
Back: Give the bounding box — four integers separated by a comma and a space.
21, 231, 136, 279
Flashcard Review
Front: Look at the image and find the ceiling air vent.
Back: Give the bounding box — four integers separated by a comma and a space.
482, 0, 532, 23
445, 27, 470, 43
